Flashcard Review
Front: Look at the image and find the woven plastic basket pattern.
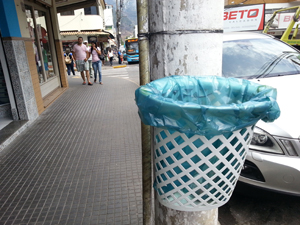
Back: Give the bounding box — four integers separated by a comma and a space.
153, 126, 254, 211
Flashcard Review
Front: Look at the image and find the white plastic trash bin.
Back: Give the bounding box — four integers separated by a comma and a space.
153, 126, 254, 211
135, 75, 280, 211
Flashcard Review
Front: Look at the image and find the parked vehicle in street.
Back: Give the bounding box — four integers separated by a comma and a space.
223, 32, 300, 196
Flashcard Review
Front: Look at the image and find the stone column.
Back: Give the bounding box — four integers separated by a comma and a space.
0, 0, 39, 120
3, 39, 39, 121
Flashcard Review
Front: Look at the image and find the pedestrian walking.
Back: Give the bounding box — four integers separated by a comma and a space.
118, 50, 122, 64
83, 40, 94, 79
72, 37, 92, 85
90, 41, 103, 84
108, 48, 114, 66
64, 48, 75, 76
103, 49, 108, 65
99, 42, 106, 66
120, 52, 123, 64
100, 49, 106, 66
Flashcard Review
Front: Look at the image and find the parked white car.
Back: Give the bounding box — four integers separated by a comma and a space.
223, 32, 300, 196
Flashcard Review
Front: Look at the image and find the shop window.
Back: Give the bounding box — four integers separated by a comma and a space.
60, 10, 75, 16
84, 6, 98, 15
25, 5, 56, 84
88, 36, 97, 43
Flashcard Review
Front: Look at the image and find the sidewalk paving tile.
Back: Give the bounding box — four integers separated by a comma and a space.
0, 67, 142, 225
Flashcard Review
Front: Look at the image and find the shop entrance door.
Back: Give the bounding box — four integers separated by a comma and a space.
25, 3, 61, 98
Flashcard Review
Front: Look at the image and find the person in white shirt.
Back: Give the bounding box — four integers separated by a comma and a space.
83, 40, 94, 79
108, 48, 114, 66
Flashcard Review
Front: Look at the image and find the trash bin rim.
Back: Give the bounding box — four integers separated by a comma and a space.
135, 75, 280, 136
138, 75, 274, 109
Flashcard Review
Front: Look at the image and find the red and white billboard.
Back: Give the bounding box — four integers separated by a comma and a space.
224, 4, 265, 32
278, 13, 300, 29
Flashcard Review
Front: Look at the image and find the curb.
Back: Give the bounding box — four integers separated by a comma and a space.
113, 65, 127, 69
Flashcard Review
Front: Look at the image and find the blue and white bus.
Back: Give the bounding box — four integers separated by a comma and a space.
124, 38, 139, 64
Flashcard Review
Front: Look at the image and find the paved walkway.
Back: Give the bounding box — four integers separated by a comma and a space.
0, 66, 142, 225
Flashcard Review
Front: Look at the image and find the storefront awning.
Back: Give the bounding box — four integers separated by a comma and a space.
60, 30, 114, 39
55, 0, 100, 13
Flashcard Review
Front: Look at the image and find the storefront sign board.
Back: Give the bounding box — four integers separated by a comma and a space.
224, 4, 265, 32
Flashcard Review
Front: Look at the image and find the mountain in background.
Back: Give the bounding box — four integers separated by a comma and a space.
105, 0, 137, 42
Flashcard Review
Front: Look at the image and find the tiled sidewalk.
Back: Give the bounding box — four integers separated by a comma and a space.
0, 70, 142, 225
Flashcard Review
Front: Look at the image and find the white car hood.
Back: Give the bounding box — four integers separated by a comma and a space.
250, 75, 300, 139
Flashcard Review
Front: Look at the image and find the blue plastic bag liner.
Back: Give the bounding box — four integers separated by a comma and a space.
135, 75, 280, 136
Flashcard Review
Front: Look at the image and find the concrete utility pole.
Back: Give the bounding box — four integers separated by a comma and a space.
148, 1, 224, 224
116, 0, 123, 49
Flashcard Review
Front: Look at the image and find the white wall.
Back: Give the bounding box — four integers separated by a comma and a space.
104, 5, 114, 27
104, 5, 116, 38
58, 8, 104, 31
99, 4, 105, 28
14, 0, 30, 38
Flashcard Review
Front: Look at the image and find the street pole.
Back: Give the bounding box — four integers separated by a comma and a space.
148, 1, 224, 224
116, 0, 121, 50
136, 0, 153, 225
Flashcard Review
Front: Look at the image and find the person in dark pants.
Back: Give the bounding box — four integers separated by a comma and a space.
108, 48, 114, 66
99, 42, 106, 66
100, 49, 106, 66
118, 50, 122, 64
64, 48, 75, 75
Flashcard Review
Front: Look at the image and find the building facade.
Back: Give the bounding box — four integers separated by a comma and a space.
0, 0, 101, 151
0, 0, 67, 123
57, 1, 114, 51
104, 4, 117, 48
224, 0, 300, 37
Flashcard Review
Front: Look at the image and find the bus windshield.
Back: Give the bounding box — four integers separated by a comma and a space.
125, 39, 139, 54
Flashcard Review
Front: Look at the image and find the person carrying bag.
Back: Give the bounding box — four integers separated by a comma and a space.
64, 48, 75, 75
